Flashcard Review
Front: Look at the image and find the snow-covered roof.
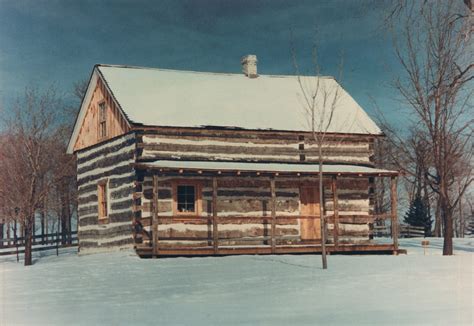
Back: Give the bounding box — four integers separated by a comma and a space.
97, 64, 382, 134
67, 64, 383, 153
139, 160, 398, 176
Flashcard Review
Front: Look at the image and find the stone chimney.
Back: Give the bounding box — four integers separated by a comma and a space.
241, 55, 258, 78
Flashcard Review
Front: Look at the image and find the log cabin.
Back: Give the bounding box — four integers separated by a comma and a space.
67, 55, 400, 257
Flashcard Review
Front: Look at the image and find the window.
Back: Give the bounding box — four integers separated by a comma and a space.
177, 185, 195, 213
173, 182, 201, 215
98, 180, 108, 222
98, 102, 107, 139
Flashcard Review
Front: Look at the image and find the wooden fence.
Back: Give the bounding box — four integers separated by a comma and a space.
373, 224, 425, 238
399, 225, 425, 238
0, 231, 78, 256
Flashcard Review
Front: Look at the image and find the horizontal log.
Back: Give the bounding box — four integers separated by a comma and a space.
78, 205, 98, 216
85, 237, 134, 249
135, 243, 397, 257
109, 175, 136, 189
138, 214, 393, 225
138, 128, 375, 145
79, 215, 98, 226
79, 224, 132, 239
77, 165, 133, 187
77, 150, 135, 175
78, 194, 98, 206
143, 235, 302, 242
111, 199, 134, 211
110, 186, 135, 200
108, 211, 133, 223
76, 135, 135, 165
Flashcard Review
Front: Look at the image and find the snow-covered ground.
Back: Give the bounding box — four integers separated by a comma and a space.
1, 238, 472, 325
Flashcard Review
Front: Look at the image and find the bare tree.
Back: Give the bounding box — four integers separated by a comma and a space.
387, 1, 473, 254
73, 79, 88, 103
292, 41, 349, 269
0, 88, 72, 265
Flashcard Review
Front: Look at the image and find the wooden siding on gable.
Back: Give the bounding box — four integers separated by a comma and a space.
74, 77, 130, 152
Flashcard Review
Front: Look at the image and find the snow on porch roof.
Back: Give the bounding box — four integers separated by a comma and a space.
97, 64, 382, 135
138, 160, 398, 176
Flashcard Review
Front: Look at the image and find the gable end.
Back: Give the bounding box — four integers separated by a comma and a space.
67, 67, 132, 153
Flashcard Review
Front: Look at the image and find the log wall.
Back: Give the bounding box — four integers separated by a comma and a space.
74, 127, 376, 253
137, 174, 371, 246
76, 132, 136, 254
137, 129, 375, 166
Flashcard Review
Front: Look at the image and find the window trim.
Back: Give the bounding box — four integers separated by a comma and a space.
98, 101, 107, 140
97, 179, 109, 224
172, 181, 202, 216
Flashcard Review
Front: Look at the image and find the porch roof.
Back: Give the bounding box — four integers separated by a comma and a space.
136, 160, 398, 176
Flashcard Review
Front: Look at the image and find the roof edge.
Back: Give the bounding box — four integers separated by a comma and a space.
131, 124, 385, 137
96, 63, 336, 80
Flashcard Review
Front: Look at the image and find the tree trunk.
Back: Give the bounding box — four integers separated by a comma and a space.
56, 214, 60, 256
19, 223, 24, 245
440, 193, 454, 255
66, 188, 72, 244
458, 192, 464, 238
24, 217, 33, 266
0, 220, 4, 248
6, 221, 11, 246
422, 177, 432, 236
454, 214, 459, 238
13, 220, 19, 262
442, 217, 454, 255
60, 181, 70, 245
40, 209, 45, 245
61, 212, 67, 245
434, 199, 442, 237
318, 144, 327, 270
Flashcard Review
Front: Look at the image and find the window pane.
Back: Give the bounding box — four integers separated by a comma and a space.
99, 103, 106, 120
186, 201, 195, 212
177, 185, 195, 213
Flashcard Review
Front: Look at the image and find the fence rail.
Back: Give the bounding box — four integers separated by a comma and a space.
0, 231, 78, 256
399, 225, 425, 238
373, 224, 426, 238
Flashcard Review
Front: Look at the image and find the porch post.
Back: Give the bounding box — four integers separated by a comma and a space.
270, 177, 276, 254
152, 174, 159, 258
212, 177, 218, 255
390, 176, 399, 254
331, 175, 339, 249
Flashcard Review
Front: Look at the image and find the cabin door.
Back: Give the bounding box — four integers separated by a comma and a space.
299, 186, 321, 240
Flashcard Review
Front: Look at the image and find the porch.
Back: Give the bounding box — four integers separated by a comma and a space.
132, 161, 401, 257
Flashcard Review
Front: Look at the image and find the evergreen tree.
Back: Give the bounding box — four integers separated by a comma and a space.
404, 195, 432, 236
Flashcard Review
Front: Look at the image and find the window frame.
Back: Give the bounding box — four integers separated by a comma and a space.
98, 101, 107, 140
97, 179, 109, 224
172, 181, 202, 216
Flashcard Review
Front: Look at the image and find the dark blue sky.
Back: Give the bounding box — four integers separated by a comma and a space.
0, 0, 403, 123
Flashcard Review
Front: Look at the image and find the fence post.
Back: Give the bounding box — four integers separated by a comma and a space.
391, 176, 399, 254
14, 220, 19, 262
56, 215, 60, 256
